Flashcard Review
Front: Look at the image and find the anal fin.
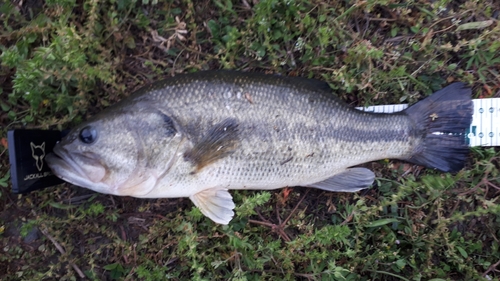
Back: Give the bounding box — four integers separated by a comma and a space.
306, 167, 375, 192
189, 188, 235, 224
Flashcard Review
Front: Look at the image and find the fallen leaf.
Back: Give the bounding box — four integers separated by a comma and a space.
1, 138, 7, 149
282, 187, 292, 202
457, 20, 494, 31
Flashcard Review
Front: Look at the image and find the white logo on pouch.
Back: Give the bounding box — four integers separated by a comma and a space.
24, 171, 53, 181
30, 142, 45, 171
23, 142, 53, 181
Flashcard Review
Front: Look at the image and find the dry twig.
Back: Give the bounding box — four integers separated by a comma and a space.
40, 227, 85, 279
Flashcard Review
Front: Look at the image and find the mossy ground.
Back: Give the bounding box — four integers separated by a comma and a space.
1, 0, 500, 280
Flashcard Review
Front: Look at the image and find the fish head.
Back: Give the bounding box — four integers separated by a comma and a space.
46, 108, 184, 197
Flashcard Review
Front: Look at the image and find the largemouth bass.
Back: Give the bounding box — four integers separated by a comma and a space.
45, 71, 473, 224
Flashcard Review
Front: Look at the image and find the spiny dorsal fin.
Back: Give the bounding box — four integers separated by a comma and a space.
184, 118, 239, 172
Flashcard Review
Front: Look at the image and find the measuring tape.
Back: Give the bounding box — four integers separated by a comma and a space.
357, 98, 500, 147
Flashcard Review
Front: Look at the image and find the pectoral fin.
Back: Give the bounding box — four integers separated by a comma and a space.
189, 188, 235, 224
306, 167, 375, 192
184, 118, 239, 172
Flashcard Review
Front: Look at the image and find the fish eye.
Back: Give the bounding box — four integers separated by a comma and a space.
79, 126, 97, 144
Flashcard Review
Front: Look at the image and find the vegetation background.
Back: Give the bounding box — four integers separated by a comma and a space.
1, 0, 500, 280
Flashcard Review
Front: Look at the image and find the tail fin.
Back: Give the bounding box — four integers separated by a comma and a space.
404, 82, 473, 172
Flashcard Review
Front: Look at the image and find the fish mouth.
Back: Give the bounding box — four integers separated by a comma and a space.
45, 146, 108, 191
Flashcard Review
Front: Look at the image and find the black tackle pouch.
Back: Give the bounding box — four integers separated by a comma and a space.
7, 129, 68, 194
